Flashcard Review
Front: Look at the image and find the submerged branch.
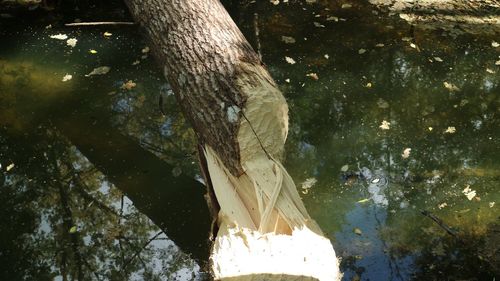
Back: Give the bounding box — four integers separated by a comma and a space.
420, 209, 459, 238
64, 22, 135, 27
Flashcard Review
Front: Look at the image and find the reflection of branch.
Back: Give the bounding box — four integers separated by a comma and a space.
71, 175, 122, 218
420, 209, 458, 238
50, 149, 84, 281
122, 231, 163, 271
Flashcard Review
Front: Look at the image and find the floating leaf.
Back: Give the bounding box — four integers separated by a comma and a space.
69, 226, 77, 233
462, 185, 476, 200
434, 57, 443, 62
443, 81, 460, 91
6, 163, 14, 171
49, 33, 68, 40
85, 66, 111, 77
340, 164, 349, 172
306, 73, 319, 80
357, 198, 370, 203
301, 178, 317, 190
444, 126, 456, 134
66, 38, 77, 47
313, 22, 325, 28
62, 74, 72, 82
353, 228, 362, 235
379, 120, 390, 130
285, 56, 296, 64
121, 80, 137, 90
401, 148, 411, 159
89, 49, 97, 54
281, 36, 296, 44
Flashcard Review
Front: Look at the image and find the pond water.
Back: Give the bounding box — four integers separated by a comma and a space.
1, 1, 499, 280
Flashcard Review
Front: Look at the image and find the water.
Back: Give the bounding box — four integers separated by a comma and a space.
1, 1, 499, 280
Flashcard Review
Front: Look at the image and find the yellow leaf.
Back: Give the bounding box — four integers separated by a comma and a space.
69, 226, 77, 233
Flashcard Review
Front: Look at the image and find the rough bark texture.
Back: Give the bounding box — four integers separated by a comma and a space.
124, 1, 339, 280
125, 0, 267, 176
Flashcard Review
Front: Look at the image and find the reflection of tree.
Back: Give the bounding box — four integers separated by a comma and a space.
0, 125, 203, 280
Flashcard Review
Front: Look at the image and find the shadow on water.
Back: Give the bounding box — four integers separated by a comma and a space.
1, 0, 499, 280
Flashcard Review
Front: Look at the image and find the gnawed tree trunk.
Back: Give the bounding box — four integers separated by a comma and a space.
124, 0, 339, 280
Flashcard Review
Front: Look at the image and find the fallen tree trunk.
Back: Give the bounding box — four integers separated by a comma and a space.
124, 0, 339, 280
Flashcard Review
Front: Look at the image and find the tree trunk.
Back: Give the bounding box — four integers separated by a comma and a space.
124, 0, 339, 280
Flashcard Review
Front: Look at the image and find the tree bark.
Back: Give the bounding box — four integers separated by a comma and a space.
124, 0, 339, 280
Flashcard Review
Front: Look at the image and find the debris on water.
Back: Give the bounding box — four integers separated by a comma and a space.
409, 43, 417, 49
49, 33, 68, 40
492, 41, 499, 48
444, 126, 456, 134
85, 66, 111, 77
324, 54, 329, 59
490, 202, 495, 208
281, 36, 296, 44
353, 228, 362, 235
285, 78, 290, 83
434, 57, 443, 62
401, 148, 411, 159
89, 49, 97, 54
62, 74, 72, 82
438, 202, 448, 209
103, 31, 112, 37
462, 185, 476, 200
486, 68, 495, 74
365, 82, 372, 88
379, 120, 390, 130
141, 46, 150, 53
428, 127, 433, 131
357, 198, 370, 203
66, 38, 77, 47
371, 178, 380, 184
375, 43, 384, 47
285, 56, 296, 64
342, 3, 352, 9
358, 48, 366, 54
